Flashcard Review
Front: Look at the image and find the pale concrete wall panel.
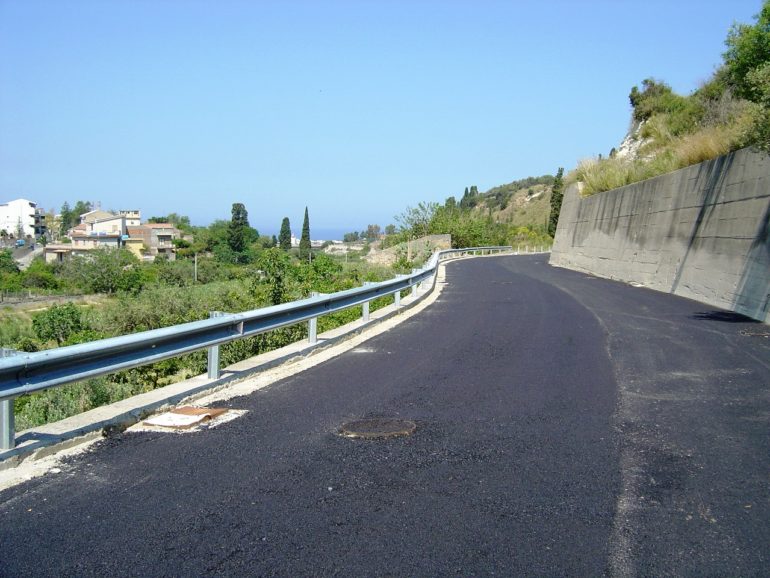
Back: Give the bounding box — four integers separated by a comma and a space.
551, 148, 770, 322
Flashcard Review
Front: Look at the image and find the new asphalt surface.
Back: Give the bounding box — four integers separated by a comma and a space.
1, 255, 768, 576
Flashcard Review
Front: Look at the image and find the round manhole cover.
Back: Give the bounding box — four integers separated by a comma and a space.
339, 418, 417, 439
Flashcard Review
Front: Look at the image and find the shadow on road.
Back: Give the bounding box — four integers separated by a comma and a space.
689, 310, 762, 323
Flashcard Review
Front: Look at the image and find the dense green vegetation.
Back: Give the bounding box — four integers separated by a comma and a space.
375, 174, 556, 253
1, 199, 411, 430
573, 2, 770, 196
3, 248, 398, 430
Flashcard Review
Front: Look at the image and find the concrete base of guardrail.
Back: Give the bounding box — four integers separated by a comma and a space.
0, 264, 454, 471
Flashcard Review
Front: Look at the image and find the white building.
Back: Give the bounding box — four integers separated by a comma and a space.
0, 198, 45, 238
119, 210, 141, 227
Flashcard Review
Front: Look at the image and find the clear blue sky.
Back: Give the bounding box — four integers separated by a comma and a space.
0, 0, 762, 237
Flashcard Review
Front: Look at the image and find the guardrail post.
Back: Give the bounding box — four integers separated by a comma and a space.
362, 283, 373, 322
1, 398, 14, 450
1, 348, 20, 450
411, 269, 420, 297
394, 275, 405, 308
207, 311, 225, 379
308, 292, 319, 344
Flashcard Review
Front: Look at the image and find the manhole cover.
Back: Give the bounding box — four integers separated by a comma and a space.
339, 418, 417, 439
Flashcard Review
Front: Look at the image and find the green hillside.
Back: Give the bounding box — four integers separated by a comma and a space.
571, 1, 770, 196
471, 177, 554, 230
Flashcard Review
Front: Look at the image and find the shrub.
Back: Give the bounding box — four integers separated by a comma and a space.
21, 259, 60, 290
0, 249, 19, 274
60, 248, 144, 294
32, 302, 83, 346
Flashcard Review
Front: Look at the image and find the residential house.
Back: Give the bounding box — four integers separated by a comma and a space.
46, 212, 127, 263
126, 223, 181, 261
44, 244, 100, 264
45, 209, 181, 263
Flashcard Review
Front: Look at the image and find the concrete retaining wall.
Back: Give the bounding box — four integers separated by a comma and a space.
550, 147, 770, 323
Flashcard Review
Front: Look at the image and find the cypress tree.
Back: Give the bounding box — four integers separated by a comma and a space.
279, 217, 291, 250
299, 207, 311, 259
548, 168, 565, 238
59, 202, 73, 236
228, 202, 249, 258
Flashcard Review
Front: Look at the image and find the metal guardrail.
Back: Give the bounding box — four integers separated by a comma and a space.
0, 247, 511, 449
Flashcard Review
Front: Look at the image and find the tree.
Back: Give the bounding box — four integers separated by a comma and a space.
197, 219, 231, 261
343, 231, 360, 243
256, 248, 291, 305
299, 207, 311, 259
746, 62, 770, 150
0, 249, 19, 274
32, 302, 83, 345
363, 224, 381, 242
72, 201, 93, 220
723, 1, 770, 102
396, 202, 439, 238
279, 217, 291, 251
459, 186, 479, 209
59, 202, 74, 236
548, 168, 565, 237
271, 235, 278, 247
148, 213, 192, 230
228, 203, 250, 259
384, 224, 396, 235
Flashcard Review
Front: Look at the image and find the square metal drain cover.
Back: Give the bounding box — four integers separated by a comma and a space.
133, 406, 246, 433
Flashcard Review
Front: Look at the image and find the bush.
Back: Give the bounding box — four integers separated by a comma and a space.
0, 250, 19, 274
21, 259, 60, 290
60, 248, 144, 294
0, 271, 23, 292
32, 302, 83, 346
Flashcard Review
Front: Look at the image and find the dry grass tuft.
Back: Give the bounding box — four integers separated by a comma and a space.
675, 125, 738, 167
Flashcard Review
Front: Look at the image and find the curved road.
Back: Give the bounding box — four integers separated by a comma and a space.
1, 255, 768, 576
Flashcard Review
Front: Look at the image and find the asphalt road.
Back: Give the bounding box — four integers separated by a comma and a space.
1, 255, 768, 577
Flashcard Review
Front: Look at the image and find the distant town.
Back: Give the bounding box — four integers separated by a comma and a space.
0, 197, 341, 266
